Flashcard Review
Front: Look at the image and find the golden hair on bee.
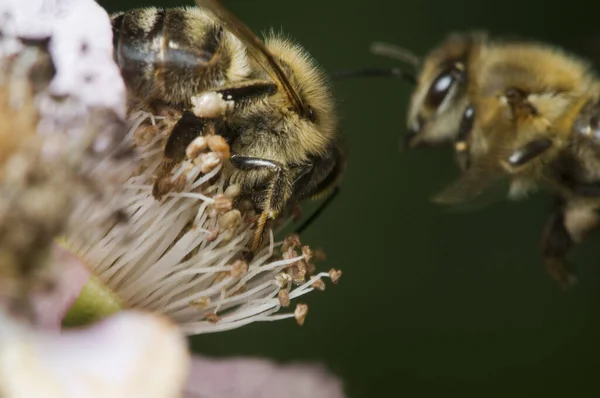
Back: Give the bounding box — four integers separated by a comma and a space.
221, 31, 340, 200
222, 29, 338, 165
262, 32, 338, 143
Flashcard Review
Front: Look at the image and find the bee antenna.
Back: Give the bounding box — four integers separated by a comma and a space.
369, 41, 420, 69
332, 67, 416, 85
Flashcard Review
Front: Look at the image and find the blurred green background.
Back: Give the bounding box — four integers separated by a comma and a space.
100, 0, 600, 396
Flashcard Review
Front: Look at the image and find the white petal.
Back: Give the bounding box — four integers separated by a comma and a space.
0, 0, 127, 118
0, 311, 190, 398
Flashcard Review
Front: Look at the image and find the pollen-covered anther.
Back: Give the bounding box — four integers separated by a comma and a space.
189, 297, 211, 309
185, 136, 208, 159
328, 268, 342, 284
278, 289, 290, 307
224, 184, 241, 199
195, 152, 222, 174
275, 272, 292, 288
213, 194, 233, 214
287, 260, 307, 284
218, 209, 242, 230
301, 245, 313, 262
206, 312, 220, 324
191, 92, 234, 118
282, 234, 301, 252
311, 278, 326, 291
213, 271, 230, 285
294, 304, 308, 326
282, 248, 299, 261
206, 135, 230, 160
229, 259, 248, 277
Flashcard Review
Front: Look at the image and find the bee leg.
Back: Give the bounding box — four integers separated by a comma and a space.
454, 105, 475, 170
214, 81, 277, 104
504, 138, 553, 168
164, 111, 209, 162
540, 208, 577, 290
192, 80, 277, 120
229, 155, 292, 257
153, 112, 209, 200
540, 198, 600, 289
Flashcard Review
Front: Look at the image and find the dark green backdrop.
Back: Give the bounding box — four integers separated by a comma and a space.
99, 0, 600, 396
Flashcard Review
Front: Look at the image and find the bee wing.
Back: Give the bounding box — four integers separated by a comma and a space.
432, 145, 513, 212
196, 0, 309, 117
432, 168, 512, 213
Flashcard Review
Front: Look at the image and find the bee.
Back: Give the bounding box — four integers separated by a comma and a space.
428, 39, 600, 288
111, 0, 344, 257
339, 34, 600, 288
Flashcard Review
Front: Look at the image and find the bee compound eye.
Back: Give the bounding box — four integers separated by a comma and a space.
425, 65, 462, 109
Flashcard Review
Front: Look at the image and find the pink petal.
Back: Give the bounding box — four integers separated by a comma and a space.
29, 243, 91, 330
183, 355, 346, 398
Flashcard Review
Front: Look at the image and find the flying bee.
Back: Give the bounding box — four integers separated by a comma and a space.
416, 38, 600, 289
338, 33, 600, 288
433, 39, 597, 203
404, 36, 600, 288
111, 0, 344, 257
